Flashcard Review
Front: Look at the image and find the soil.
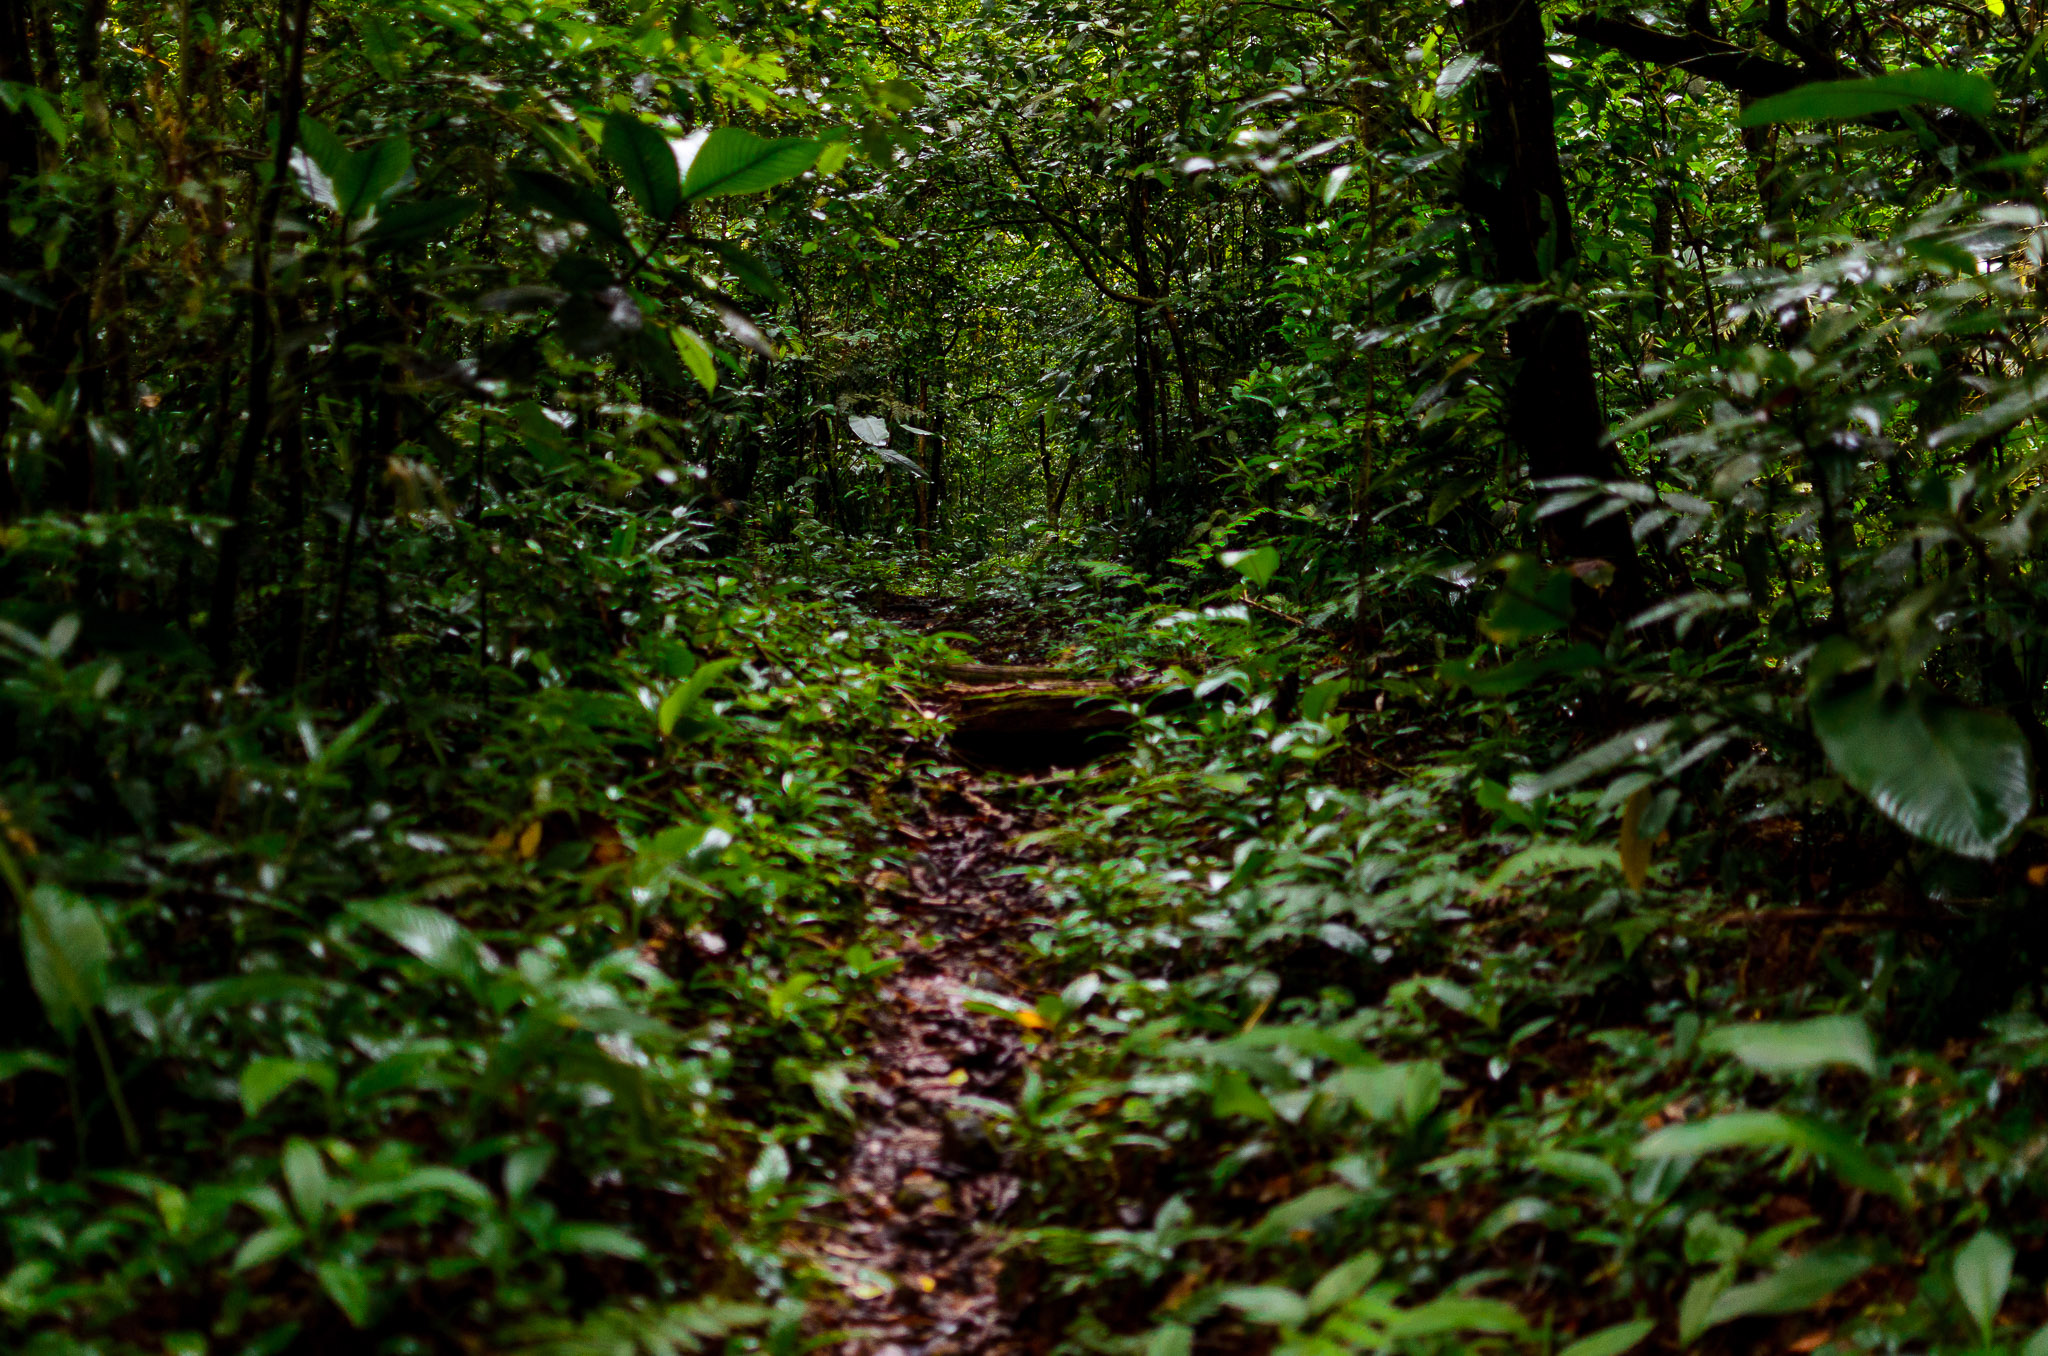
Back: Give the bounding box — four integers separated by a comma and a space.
799, 769, 1056, 1355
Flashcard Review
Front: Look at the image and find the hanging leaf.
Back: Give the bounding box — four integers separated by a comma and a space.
1480, 557, 1573, 644
1221, 546, 1281, 589
602, 111, 682, 222
508, 168, 629, 246
241, 1057, 338, 1117
343, 137, 413, 220
1440, 642, 1602, 696
359, 197, 478, 249
704, 241, 785, 302
669, 325, 717, 392
1810, 672, 2031, 859
21, 885, 110, 1042
1738, 67, 1997, 125
847, 414, 890, 446
680, 128, 822, 200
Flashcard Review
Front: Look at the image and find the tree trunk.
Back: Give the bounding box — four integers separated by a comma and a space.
1462, 0, 1638, 586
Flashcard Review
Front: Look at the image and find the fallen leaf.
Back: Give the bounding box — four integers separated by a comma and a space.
1789, 1332, 1833, 1352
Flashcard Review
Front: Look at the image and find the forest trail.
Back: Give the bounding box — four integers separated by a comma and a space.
799, 760, 1055, 1354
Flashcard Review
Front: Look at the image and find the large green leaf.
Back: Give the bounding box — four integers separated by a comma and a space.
22, 885, 110, 1041
1739, 67, 1997, 125
1700, 1014, 1877, 1077
1480, 556, 1573, 644
333, 137, 412, 222
508, 168, 629, 246
1636, 1110, 1903, 1198
601, 112, 681, 222
1955, 1231, 2015, 1343
1810, 674, 2031, 859
680, 128, 821, 200
1703, 1250, 1870, 1329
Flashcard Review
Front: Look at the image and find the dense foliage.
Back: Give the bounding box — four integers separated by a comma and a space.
13, 0, 2048, 1352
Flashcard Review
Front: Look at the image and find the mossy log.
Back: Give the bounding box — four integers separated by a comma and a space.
932, 663, 1169, 736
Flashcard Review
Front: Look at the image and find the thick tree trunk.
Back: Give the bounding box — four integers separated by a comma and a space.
1462, 0, 1638, 584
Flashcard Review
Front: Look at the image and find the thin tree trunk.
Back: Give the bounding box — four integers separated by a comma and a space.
1462, 0, 1638, 588
207, 0, 314, 669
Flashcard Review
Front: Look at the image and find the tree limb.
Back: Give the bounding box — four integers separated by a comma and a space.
1555, 13, 1813, 95
994, 129, 1160, 309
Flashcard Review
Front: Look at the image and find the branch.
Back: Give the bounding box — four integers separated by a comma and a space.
994, 129, 1159, 309
1555, 14, 1813, 95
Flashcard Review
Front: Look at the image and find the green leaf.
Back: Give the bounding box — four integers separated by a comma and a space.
1700, 1015, 1878, 1078
1738, 67, 1997, 125
0, 1049, 65, 1084
1559, 1318, 1656, 1356
231, 1224, 305, 1272
680, 128, 821, 200
657, 656, 740, 737
317, 1260, 374, 1327
1475, 842, 1618, 897
1703, 1250, 1870, 1328
1440, 642, 1602, 696
1636, 1111, 1903, 1198
1530, 1149, 1625, 1199
347, 900, 486, 986
1307, 1253, 1384, 1315
509, 168, 629, 246
21, 885, 110, 1041
1249, 1185, 1359, 1245
1219, 1285, 1309, 1327
1955, 1231, 2015, 1343
704, 240, 785, 301
240, 1058, 337, 1117
334, 1166, 494, 1212
1329, 1060, 1443, 1125
1144, 1325, 1193, 1356
1221, 546, 1280, 589
554, 1222, 648, 1259
1810, 673, 2031, 859
1480, 556, 1573, 644
1210, 1067, 1276, 1122
747, 1141, 790, 1198
602, 111, 682, 222
293, 116, 348, 209
2022, 1324, 2048, 1356
359, 197, 479, 249
669, 325, 717, 392
1384, 1297, 1524, 1338
282, 1138, 329, 1225
333, 136, 412, 221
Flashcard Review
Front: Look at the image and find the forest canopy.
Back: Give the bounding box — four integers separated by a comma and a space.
7, 0, 2048, 1351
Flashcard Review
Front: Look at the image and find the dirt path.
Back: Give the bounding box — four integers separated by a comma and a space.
801, 770, 1052, 1355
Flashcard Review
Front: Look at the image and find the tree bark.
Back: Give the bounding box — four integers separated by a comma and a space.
1462, 0, 1637, 583
206, 0, 314, 669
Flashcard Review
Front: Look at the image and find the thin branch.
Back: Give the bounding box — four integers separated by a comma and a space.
994, 129, 1159, 309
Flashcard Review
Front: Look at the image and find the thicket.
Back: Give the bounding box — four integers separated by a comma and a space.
10, 0, 2048, 1351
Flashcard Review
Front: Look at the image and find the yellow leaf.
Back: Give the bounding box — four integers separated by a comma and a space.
944, 1069, 968, 1086
1619, 787, 1651, 890
1013, 1008, 1050, 1030
914, 1274, 937, 1293
518, 821, 543, 859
